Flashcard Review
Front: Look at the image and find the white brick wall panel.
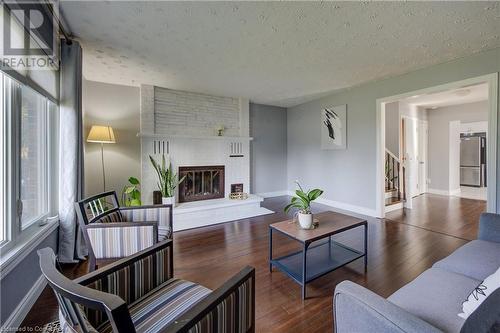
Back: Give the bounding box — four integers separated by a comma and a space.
140, 86, 251, 203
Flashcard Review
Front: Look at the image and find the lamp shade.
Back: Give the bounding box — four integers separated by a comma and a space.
87, 125, 116, 143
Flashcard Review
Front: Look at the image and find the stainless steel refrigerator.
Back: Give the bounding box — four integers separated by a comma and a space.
460, 134, 486, 187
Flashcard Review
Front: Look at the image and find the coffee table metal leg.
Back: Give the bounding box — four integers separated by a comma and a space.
269, 228, 273, 272
302, 242, 309, 300
364, 223, 368, 272
328, 236, 332, 259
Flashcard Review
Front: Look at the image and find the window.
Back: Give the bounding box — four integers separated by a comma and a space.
0, 74, 4, 243
0, 71, 58, 250
20, 86, 49, 229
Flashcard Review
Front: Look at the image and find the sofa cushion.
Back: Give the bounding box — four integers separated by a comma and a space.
459, 266, 500, 319
388, 268, 480, 333
99, 279, 211, 333
433, 240, 500, 281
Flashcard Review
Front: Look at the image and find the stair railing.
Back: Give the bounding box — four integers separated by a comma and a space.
385, 149, 405, 201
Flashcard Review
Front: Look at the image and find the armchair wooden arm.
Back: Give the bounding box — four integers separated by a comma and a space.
38, 248, 136, 333
165, 266, 256, 333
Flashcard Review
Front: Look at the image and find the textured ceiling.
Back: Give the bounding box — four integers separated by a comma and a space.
60, 1, 500, 107
401, 83, 488, 109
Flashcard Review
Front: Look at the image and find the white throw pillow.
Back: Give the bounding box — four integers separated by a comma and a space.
459, 266, 500, 319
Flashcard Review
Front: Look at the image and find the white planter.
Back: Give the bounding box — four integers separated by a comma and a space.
298, 212, 313, 229
162, 196, 175, 206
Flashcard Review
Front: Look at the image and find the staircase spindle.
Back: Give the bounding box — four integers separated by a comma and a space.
385, 149, 404, 204
391, 158, 395, 190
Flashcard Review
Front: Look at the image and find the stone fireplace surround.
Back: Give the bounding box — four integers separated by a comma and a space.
139, 85, 273, 231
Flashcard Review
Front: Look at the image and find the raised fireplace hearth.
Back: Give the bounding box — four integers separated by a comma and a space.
178, 165, 225, 203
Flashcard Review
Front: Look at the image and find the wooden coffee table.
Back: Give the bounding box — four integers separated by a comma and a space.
269, 211, 368, 299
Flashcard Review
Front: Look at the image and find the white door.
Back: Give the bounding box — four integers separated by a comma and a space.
417, 121, 428, 195
404, 117, 419, 198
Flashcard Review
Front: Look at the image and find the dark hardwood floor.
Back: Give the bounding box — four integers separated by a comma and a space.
385, 193, 485, 241
22, 194, 485, 332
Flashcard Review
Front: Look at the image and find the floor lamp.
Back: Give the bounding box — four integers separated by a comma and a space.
87, 125, 116, 192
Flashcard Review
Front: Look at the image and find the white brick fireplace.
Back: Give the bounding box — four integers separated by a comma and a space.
139, 85, 272, 230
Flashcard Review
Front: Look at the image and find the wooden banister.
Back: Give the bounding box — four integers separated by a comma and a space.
385, 149, 399, 163
385, 149, 405, 201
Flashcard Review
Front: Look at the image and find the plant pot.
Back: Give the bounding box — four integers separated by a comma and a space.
162, 196, 175, 206
297, 212, 313, 229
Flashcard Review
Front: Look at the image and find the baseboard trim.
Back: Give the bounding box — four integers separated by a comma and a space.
385, 202, 404, 213
313, 196, 378, 217
427, 188, 449, 196
256, 191, 289, 198
281, 191, 377, 217
427, 188, 461, 196
1, 274, 47, 331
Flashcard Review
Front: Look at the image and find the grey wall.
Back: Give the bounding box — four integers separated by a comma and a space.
428, 100, 489, 191
0, 228, 58, 325
385, 101, 400, 156
287, 47, 500, 214
385, 101, 428, 158
83, 80, 141, 197
250, 103, 287, 194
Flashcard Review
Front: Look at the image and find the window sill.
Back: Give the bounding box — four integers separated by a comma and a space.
0, 219, 59, 279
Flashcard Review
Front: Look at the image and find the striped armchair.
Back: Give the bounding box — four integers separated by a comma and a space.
38, 241, 255, 333
75, 191, 173, 271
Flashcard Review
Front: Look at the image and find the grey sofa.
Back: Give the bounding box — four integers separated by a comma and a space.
334, 213, 500, 333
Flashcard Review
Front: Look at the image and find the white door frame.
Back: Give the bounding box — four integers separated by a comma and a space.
376, 73, 498, 218
418, 119, 429, 195
400, 115, 428, 200
401, 115, 418, 201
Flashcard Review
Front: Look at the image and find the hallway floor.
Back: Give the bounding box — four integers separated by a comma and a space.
454, 186, 487, 201
384, 193, 486, 240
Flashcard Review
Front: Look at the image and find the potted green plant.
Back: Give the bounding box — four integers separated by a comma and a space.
284, 181, 324, 229
149, 155, 186, 206
121, 177, 142, 207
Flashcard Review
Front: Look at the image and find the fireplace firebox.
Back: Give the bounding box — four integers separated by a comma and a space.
178, 165, 225, 203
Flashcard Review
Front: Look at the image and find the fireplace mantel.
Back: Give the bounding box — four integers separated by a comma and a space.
137, 132, 253, 141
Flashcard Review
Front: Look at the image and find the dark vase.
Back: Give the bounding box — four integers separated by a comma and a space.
153, 191, 162, 204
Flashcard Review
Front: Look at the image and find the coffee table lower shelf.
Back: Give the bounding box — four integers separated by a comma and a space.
270, 240, 364, 285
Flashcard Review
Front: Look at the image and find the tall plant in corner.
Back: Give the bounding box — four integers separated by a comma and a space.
284, 181, 323, 229
149, 155, 186, 206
